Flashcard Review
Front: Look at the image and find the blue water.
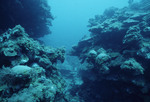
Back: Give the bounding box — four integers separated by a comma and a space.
40, 0, 130, 49
1, 0, 149, 101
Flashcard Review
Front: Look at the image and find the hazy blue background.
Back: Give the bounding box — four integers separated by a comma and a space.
40, 0, 131, 49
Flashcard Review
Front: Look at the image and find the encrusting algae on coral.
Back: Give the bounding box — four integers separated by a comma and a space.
0, 25, 67, 102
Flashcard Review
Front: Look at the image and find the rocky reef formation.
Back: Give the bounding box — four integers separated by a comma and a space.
71, 0, 150, 102
0, 25, 67, 102
0, 0, 53, 38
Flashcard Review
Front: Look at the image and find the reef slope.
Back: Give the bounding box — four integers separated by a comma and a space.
71, 1, 150, 102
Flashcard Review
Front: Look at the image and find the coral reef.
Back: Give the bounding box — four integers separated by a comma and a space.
0, 0, 53, 38
0, 25, 66, 102
71, 0, 150, 102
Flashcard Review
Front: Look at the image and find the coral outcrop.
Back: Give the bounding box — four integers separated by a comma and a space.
71, 0, 150, 102
0, 25, 66, 102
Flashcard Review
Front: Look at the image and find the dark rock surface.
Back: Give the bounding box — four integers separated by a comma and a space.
0, 0, 53, 38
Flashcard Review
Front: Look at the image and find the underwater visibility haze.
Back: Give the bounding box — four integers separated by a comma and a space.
0, 0, 150, 102
41, 0, 129, 49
